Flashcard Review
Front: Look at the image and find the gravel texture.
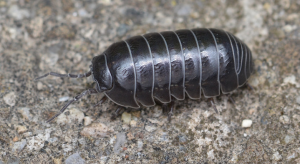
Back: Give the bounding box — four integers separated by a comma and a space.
1, 0, 300, 163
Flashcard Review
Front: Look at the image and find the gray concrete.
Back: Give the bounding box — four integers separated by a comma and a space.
1, 0, 300, 163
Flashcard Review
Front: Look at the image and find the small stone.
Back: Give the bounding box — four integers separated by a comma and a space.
53, 157, 62, 164
202, 110, 213, 118
137, 140, 143, 151
80, 123, 113, 138
207, 149, 215, 159
127, 132, 134, 140
37, 82, 43, 90
296, 96, 300, 105
242, 119, 253, 128
59, 96, 69, 102
284, 135, 294, 144
113, 132, 127, 154
145, 125, 156, 132
29, 17, 43, 38
3, 92, 17, 106
78, 8, 90, 17
283, 24, 297, 33
283, 75, 300, 88
287, 152, 296, 161
175, 4, 192, 16
83, 116, 93, 126
17, 107, 31, 120
148, 118, 164, 126
62, 144, 73, 153
16, 125, 27, 134
26, 128, 51, 151
117, 24, 129, 37
279, 115, 290, 124
130, 120, 137, 127
131, 111, 141, 118
8, 5, 30, 20
121, 112, 131, 124
65, 153, 85, 164
12, 136, 18, 142
272, 151, 282, 161
12, 139, 27, 152
152, 106, 163, 118
178, 135, 187, 144
56, 108, 84, 124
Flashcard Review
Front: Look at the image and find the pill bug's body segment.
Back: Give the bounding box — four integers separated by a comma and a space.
36, 28, 254, 122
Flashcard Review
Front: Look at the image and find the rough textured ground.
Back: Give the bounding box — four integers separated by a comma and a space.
1, 0, 300, 163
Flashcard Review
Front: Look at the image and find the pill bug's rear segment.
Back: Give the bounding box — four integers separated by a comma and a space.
36, 28, 254, 122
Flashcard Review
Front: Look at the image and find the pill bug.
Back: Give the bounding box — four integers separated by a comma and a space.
36, 28, 254, 122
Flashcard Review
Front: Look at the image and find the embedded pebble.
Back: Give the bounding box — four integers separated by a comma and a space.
37, 82, 43, 90
287, 152, 296, 161
83, 116, 93, 126
137, 140, 143, 151
80, 123, 113, 138
175, 4, 192, 16
148, 118, 164, 126
12, 139, 27, 152
272, 151, 282, 161
279, 115, 290, 124
113, 132, 127, 154
17, 107, 31, 120
117, 24, 130, 37
59, 96, 70, 102
145, 125, 156, 132
65, 153, 85, 164
56, 108, 84, 124
29, 17, 43, 38
121, 112, 131, 124
242, 119, 253, 128
26, 128, 52, 151
284, 135, 294, 144
43, 53, 59, 66
178, 135, 187, 144
282, 75, 300, 88
296, 96, 300, 105
202, 110, 213, 118
16, 125, 27, 134
152, 106, 163, 118
8, 5, 30, 20
207, 149, 215, 159
62, 144, 73, 153
131, 111, 141, 118
78, 8, 90, 17
130, 120, 137, 127
3, 92, 16, 106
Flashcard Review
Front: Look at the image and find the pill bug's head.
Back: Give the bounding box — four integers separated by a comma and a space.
91, 54, 113, 92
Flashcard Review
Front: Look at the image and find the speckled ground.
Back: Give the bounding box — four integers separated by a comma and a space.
1, 0, 300, 163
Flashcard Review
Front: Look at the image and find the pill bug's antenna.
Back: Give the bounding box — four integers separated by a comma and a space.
34, 71, 92, 81
46, 88, 98, 122
34, 71, 99, 122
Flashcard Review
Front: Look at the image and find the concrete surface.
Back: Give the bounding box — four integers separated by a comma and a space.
1, 0, 300, 163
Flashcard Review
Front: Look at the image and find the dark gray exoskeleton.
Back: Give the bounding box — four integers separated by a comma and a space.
36, 28, 254, 122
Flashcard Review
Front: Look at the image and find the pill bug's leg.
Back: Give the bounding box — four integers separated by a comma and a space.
35, 71, 92, 81
162, 101, 175, 122
84, 96, 108, 119
246, 83, 254, 91
111, 107, 125, 120
228, 95, 236, 105
93, 96, 108, 108
168, 101, 175, 122
209, 98, 219, 114
46, 88, 98, 123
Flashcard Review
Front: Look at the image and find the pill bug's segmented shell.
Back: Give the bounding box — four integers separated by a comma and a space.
92, 28, 254, 108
